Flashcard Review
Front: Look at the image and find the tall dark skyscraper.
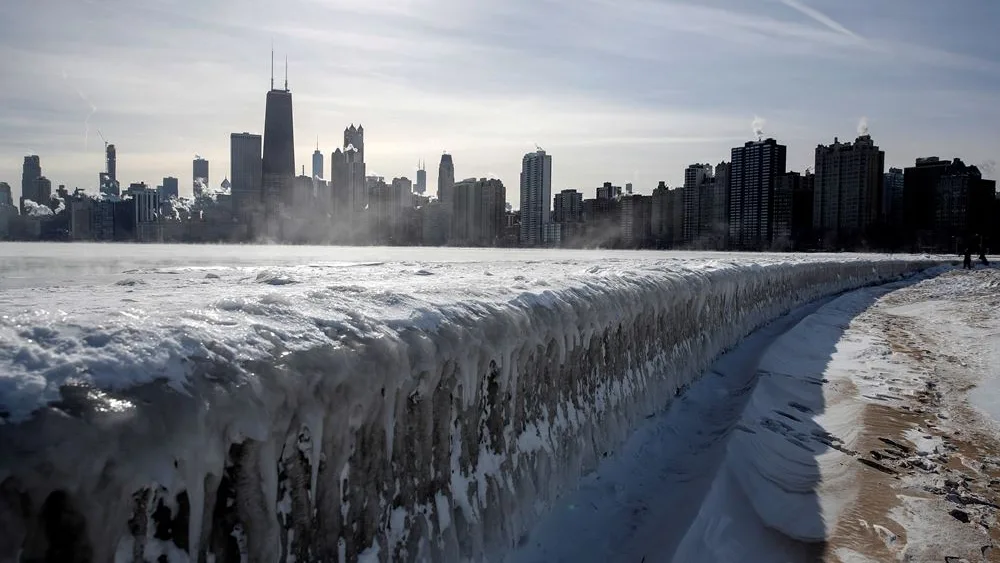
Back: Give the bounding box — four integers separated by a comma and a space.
231, 132, 263, 219
20, 155, 41, 212
415, 161, 427, 195
262, 55, 295, 213
728, 138, 787, 250
312, 139, 324, 180
159, 176, 179, 200
344, 125, 364, 164
438, 153, 455, 205
106, 144, 116, 183
193, 157, 209, 198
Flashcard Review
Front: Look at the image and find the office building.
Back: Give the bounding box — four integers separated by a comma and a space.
21, 155, 41, 212
262, 60, 295, 216
519, 149, 552, 246
438, 153, 455, 206
159, 177, 179, 200
415, 161, 427, 195
0, 182, 12, 208
312, 141, 324, 180
192, 157, 209, 198
812, 135, 885, 248
33, 177, 52, 207
231, 132, 263, 219
344, 125, 364, 164
728, 138, 787, 250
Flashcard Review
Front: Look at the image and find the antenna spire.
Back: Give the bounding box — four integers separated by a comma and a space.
316, 135, 319, 151
270, 43, 274, 90
284, 55, 288, 90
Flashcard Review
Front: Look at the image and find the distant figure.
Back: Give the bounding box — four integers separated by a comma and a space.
963, 248, 973, 270
980, 251, 990, 267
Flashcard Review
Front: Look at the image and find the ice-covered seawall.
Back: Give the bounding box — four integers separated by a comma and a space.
0, 254, 940, 562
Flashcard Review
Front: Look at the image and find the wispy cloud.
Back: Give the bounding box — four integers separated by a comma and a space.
777, 0, 862, 41
0, 0, 999, 195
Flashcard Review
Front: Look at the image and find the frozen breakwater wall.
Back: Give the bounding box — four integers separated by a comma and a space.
0, 255, 941, 562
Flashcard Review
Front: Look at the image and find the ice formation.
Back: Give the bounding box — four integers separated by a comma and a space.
0, 252, 942, 561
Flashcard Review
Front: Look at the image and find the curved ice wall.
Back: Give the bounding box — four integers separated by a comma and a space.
0, 258, 937, 562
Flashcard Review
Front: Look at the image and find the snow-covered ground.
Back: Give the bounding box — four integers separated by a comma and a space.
0, 244, 946, 562
509, 265, 1000, 563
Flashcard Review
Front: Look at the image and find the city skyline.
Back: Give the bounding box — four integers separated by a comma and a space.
2, 0, 999, 203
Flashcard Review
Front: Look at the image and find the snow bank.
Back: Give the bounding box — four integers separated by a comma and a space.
0, 255, 940, 561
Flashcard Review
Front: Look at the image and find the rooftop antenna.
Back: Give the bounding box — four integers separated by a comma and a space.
284, 55, 288, 90
316, 135, 319, 151
270, 42, 274, 90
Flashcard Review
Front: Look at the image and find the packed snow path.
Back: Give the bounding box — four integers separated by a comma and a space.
0, 245, 943, 562
511, 265, 1000, 563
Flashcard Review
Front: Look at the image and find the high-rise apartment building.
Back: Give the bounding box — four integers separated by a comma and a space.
621, 194, 652, 247
519, 149, 552, 247
682, 163, 714, 245
812, 135, 885, 248
883, 167, 905, 229
554, 189, 583, 223
230, 132, 263, 220
192, 157, 209, 198
906, 158, 997, 251
728, 138, 787, 250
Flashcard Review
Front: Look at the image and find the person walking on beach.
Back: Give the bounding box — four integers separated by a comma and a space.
963, 247, 973, 270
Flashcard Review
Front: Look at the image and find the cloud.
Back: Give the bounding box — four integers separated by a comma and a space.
777, 0, 862, 41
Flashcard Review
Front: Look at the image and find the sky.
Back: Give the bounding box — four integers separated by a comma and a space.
1, 0, 999, 203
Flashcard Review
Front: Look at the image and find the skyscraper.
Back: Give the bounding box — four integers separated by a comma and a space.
193, 157, 209, 198
231, 132, 263, 220
21, 155, 41, 212
438, 153, 455, 206
728, 138, 787, 250
415, 161, 427, 195
106, 144, 116, 184
553, 189, 583, 223
682, 163, 713, 245
883, 167, 905, 230
519, 149, 552, 246
312, 140, 324, 180
344, 125, 364, 164
262, 55, 295, 216
159, 177, 179, 200
33, 177, 52, 207
0, 182, 12, 208
812, 135, 885, 248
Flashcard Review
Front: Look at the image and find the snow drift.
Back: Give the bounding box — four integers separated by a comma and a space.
0, 254, 940, 562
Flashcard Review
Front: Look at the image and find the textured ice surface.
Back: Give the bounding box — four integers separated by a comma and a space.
0, 244, 943, 561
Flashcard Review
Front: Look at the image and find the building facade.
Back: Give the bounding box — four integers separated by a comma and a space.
728, 138, 787, 250
519, 149, 552, 247
812, 135, 885, 249
553, 189, 583, 223
193, 157, 210, 198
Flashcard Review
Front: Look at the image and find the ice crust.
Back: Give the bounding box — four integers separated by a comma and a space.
0, 251, 941, 561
